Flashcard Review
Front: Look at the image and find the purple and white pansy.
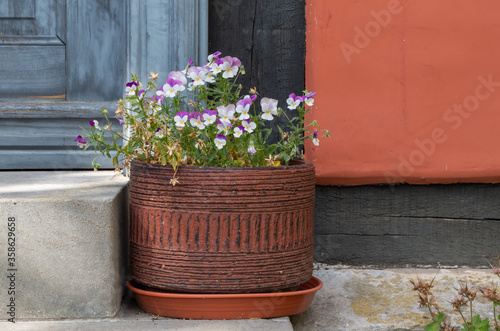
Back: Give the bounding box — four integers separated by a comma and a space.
214, 134, 227, 149
174, 111, 189, 127
77, 51, 325, 163
260, 97, 278, 121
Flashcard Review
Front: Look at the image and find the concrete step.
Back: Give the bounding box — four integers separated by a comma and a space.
0, 171, 129, 320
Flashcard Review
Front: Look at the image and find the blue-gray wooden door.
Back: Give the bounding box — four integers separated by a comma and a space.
0, 0, 207, 170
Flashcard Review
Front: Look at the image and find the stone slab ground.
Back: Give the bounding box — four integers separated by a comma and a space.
292, 264, 500, 330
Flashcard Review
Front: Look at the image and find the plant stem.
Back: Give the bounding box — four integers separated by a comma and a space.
470, 300, 473, 323
427, 303, 437, 323
459, 310, 468, 326
494, 303, 499, 330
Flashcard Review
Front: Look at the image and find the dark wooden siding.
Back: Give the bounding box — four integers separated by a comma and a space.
315, 184, 500, 267
209, 0, 306, 139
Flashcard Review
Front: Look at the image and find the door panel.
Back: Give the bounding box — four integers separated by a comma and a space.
65, 0, 126, 101
0, 37, 65, 97
0, 0, 58, 36
0, 0, 35, 18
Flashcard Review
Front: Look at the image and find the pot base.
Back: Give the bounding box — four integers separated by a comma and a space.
127, 276, 322, 320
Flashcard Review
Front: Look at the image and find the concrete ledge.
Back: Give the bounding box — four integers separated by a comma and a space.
0, 171, 129, 320
291, 264, 500, 330
0, 292, 294, 331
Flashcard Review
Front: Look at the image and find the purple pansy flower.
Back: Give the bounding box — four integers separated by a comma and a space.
304, 92, 316, 106
125, 81, 139, 96
168, 71, 188, 85
233, 125, 245, 138
242, 120, 257, 133
89, 120, 100, 129
174, 111, 189, 128
187, 66, 208, 86
287, 93, 302, 110
260, 97, 278, 120
189, 111, 205, 129
74, 135, 87, 148
214, 134, 227, 149
217, 104, 235, 125
220, 56, 242, 78
209, 57, 225, 75
236, 95, 255, 120
312, 129, 319, 146
247, 145, 256, 155
208, 51, 222, 62
157, 77, 185, 98
202, 110, 217, 126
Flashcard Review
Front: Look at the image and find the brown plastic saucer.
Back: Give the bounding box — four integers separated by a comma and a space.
127, 276, 322, 319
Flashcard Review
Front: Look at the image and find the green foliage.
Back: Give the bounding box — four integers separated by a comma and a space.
463, 315, 490, 330
424, 312, 446, 331
76, 52, 329, 174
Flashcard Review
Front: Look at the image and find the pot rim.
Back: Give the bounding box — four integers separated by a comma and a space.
131, 158, 314, 171
127, 276, 322, 299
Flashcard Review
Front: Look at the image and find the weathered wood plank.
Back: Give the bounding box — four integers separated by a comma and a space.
0, 118, 122, 147
0, 102, 118, 169
0, 150, 115, 169
315, 184, 500, 267
66, 0, 127, 101
0, 36, 65, 46
128, 0, 205, 86
0, 101, 116, 118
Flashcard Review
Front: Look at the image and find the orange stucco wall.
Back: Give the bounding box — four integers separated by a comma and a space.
305, 0, 500, 185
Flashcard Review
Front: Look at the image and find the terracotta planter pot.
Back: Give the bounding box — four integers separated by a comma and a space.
129, 160, 315, 294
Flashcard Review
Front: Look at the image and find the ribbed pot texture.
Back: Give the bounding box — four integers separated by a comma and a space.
129, 160, 315, 294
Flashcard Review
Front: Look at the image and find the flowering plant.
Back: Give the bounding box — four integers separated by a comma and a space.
76, 52, 329, 183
